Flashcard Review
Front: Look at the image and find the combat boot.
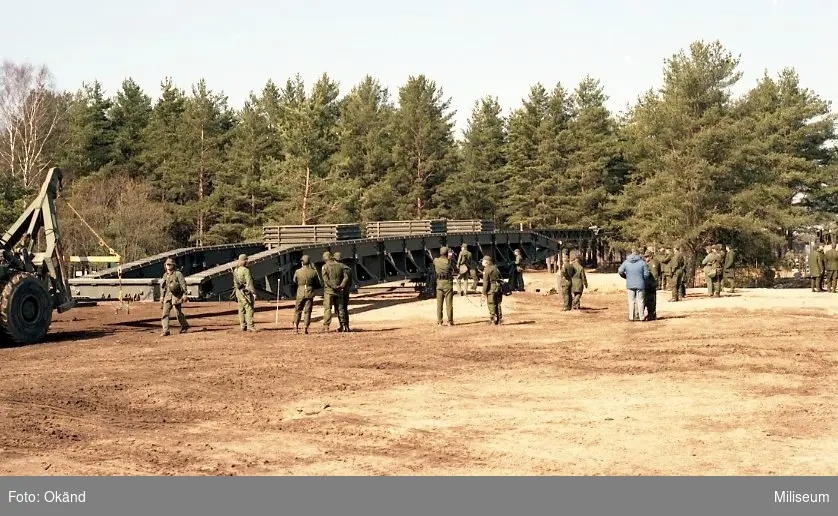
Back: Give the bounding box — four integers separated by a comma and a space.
160, 330, 170, 337
294, 323, 300, 334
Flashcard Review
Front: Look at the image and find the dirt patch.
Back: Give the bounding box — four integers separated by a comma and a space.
1, 271, 836, 475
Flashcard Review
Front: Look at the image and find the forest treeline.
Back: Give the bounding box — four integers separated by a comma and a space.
0, 39, 836, 266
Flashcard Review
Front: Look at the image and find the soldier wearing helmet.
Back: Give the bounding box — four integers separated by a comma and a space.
160, 257, 189, 336
234, 253, 257, 332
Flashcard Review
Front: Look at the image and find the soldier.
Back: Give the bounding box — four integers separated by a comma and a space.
818, 244, 826, 292
570, 251, 588, 309
513, 248, 525, 291
669, 246, 686, 301
456, 243, 478, 295
233, 254, 257, 332
559, 250, 574, 311
644, 250, 661, 321
321, 251, 348, 332
657, 247, 670, 291
481, 255, 503, 325
433, 246, 455, 326
824, 244, 838, 292
705, 245, 724, 298
160, 257, 189, 336
333, 251, 352, 332
723, 244, 736, 293
292, 255, 319, 334
701, 246, 716, 297
701, 246, 712, 296
808, 244, 824, 292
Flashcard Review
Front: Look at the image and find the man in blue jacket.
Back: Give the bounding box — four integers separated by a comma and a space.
618, 248, 651, 321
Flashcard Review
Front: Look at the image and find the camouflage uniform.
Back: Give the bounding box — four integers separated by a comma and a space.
233, 254, 257, 331
160, 257, 189, 336
570, 252, 588, 309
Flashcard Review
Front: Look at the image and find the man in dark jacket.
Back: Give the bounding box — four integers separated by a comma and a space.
644, 250, 661, 321
618, 248, 650, 321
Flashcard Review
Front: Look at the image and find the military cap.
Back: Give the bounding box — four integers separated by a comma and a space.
238, 253, 248, 261
514, 248, 521, 254
322, 251, 332, 261
301, 255, 310, 265
439, 246, 449, 255
644, 250, 653, 258
482, 256, 493, 265
461, 243, 468, 248
333, 251, 342, 260
164, 258, 175, 266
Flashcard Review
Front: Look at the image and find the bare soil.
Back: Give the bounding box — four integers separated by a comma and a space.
1, 271, 836, 476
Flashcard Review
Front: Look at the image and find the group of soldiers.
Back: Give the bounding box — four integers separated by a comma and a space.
432, 244, 508, 326
806, 243, 838, 292
157, 240, 741, 335
159, 251, 355, 336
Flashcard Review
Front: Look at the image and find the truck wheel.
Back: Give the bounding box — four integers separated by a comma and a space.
0, 273, 53, 346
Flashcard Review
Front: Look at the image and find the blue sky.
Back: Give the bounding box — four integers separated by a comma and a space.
2, 0, 835, 136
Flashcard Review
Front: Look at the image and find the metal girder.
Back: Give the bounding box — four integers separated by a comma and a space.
66, 229, 575, 302
72, 243, 268, 279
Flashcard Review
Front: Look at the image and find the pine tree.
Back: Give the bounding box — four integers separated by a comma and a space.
389, 75, 459, 219
433, 96, 506, 221
179, 79, 235, 245
333, 75, 395, 221
58, 80, 115, 176
109, 78, 152, 175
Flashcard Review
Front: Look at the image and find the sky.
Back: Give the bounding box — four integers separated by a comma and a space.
2, 0, 836, 137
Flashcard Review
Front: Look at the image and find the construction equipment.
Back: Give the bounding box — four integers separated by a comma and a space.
0, 167, 75, 345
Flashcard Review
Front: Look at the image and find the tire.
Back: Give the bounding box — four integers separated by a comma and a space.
0, 273, 53, 345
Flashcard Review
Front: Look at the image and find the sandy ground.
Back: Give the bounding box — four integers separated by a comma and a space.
1, 270, 836, 476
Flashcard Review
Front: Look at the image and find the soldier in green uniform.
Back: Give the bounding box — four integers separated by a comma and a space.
321, 251, 348, 332
723, 244, 736, 293
233, 254, 257, 332
824, 244, 838, 292
570, 251, 588, 309
433, 246, 455, 325
160, 257, 189, 336
481, 255, 503, 325
808, 244, 824, 292
701, 246, 716, 297
559, 250, 574, 311
669, 246, 685, 301
333, 251, 352, 332
456, 243, 477, 295
643, 250, 661, 320
293, 255, 319, 334
657, 247, 670, 291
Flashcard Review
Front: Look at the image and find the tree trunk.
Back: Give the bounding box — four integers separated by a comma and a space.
301, 161, 311, 225
197, 127, 205, 246
416, 154, 423, 219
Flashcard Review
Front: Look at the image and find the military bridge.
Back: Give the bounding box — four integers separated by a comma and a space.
67, 220, 599, 302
